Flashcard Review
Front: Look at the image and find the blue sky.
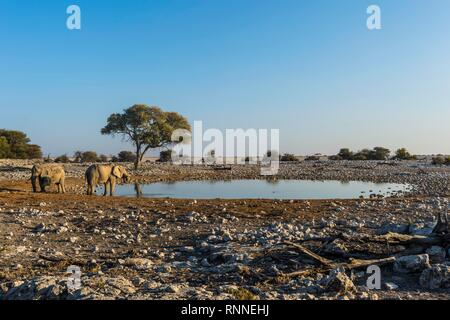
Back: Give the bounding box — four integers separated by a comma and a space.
0, 0, 449, 156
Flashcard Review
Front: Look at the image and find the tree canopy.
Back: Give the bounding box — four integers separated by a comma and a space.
0, 129, 42, 159
101, 105, 190, 168
394, 148, 416, 160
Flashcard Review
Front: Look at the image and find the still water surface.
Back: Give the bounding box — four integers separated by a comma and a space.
104, 180, 412, 200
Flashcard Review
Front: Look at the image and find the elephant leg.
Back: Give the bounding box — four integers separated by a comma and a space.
87, 177, 96, 195
88, 179, 95, 195
31, 176, 37, 193
110, 180, 116, 196
39, 177, 46, 193
61, 180, 66, 194
103, 183, 109, 196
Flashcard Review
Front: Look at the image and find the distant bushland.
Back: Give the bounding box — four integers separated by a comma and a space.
332, 147, 419, 161
304, 155, 320, 161
73, 151, 104, 163
432, 155, 450, 166
333, 147, 391, 161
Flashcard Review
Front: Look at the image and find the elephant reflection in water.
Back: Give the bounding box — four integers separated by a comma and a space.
134, 183, 143, 198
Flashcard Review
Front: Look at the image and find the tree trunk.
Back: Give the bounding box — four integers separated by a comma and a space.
134, 158, 140, 170
134, 145, 141, 170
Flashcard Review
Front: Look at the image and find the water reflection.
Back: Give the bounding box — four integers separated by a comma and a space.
134, 183, 143, 198
124, 180, 411, 200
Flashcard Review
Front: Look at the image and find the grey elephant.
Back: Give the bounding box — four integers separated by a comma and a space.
31, 164, 66, 193
85, 164, 130, 196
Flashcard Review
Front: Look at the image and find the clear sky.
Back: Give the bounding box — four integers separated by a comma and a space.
0, 0, 449, 156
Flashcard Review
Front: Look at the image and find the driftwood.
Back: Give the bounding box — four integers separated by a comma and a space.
284, 241, 334, 267
283, 241, 396, 271
374, 233, 443, 246
280, 256, 398, 279
281, 240, 396, 280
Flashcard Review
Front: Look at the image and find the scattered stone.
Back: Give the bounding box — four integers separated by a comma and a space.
394, 254, 431, 274
124, 258, 153, 270
384, 282, 399, 291
419, 264, 450, 289
377, 223, 409, 235
426, 246, 447, 264
408, 222, 436, 236
322, 269, 356, 293
323, 239, 348, 255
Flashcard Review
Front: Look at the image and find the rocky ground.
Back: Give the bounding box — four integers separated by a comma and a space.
0, 159, 449, 300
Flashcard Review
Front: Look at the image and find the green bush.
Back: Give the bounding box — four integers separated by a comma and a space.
98, 154, 108, 162
394, 148, 416, 160
158, 150, 172, 163
54, 154, 70, 163
117, 151, 136, 163
280, 153, 298, 162
337, 148, 353, 160
328, 155, 342, 161
372, 147, 391, 160
352, 150, 370, 160
75, 151, 99, 163
0, 129, 42, 159
432, 156, 448, 165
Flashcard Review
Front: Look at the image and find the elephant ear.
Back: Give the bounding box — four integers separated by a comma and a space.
112, 166, 123, 178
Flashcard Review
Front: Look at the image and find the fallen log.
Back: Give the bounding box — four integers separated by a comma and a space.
283, 241, 396, 271
277, 256, 396, 281
342, 256, 396, 270
375, 232, 442, 245
283, 241, 334, 267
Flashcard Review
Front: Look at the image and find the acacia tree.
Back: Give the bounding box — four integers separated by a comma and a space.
101, 105, 190, 169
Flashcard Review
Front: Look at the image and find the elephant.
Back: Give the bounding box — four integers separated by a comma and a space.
85, 164, 130, 196
31, 164, 66, 193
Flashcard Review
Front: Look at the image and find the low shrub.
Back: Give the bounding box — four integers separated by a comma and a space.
280, 153, 298, 162
54, 154, 70, 163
